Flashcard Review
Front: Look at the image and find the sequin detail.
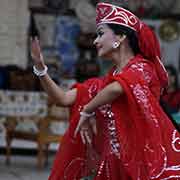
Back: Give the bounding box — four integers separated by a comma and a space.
99, 104, 120, 158
88, 83, 98, 98
131, 62, 152, 84
131, 83, 159, 126
97, 160, 105, 177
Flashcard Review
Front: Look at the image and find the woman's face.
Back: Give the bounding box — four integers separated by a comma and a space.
93, 24, 117, 59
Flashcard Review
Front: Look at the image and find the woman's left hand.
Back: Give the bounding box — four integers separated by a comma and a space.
74, 115, 97, 144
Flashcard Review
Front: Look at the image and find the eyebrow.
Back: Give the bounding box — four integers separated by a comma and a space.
96, 28, 103, 34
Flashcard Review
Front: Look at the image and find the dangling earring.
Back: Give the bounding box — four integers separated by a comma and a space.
113, 42, 120, 49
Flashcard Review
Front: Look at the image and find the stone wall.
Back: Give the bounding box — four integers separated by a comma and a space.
0, 0, 29, 68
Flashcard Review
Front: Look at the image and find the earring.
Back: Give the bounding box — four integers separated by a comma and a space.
113, 42, 120, 49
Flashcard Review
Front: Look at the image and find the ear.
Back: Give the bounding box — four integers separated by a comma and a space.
117, 34, 126, 43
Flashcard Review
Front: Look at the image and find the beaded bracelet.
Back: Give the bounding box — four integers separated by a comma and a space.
33, 65, 48, 77
80, 111, 95, 117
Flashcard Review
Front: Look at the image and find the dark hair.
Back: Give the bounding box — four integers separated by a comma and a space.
107, 23, 140, 55
75, 50, 100, 82
165, 65, 179, 89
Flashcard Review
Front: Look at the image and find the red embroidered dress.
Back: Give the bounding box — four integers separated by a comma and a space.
49, 55, 180, 180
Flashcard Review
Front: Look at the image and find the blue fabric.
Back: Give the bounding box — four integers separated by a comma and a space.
55, 16, 81, 76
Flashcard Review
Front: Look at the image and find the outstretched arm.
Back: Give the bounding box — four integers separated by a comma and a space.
83, 81, 123, 113
39, 74, 77, 106
74, 81, 123, 137
31, 37, 77, 106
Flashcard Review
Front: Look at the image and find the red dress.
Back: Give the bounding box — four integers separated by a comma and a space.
49, 55, 180, 180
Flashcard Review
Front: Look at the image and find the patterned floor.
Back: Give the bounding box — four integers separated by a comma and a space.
0, 155, 55, 180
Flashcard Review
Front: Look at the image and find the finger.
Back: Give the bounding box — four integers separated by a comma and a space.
84, 131, 91, 144
74, 115, 90, 137
31, 52, 35, 59
40, 53, 44, 61
31, 43, 42, 60
80, 130, 86, 144
35, 38, 41, 48
74, 115, 88, 137
30, 51, 39, 60
31, 38, 40, 48
92, 123, 97, 135
90, 118, 97, 135
34, 41, 41, 51
74, 118, 83, 137
74, 123, 80, 137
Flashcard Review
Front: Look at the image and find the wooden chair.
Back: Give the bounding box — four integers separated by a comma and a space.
4, 105, 69, 169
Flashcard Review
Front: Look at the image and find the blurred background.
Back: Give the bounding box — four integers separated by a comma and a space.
0, 0, 180, 179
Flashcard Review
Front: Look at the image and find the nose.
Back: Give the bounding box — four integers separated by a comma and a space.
93, 36, 98, 46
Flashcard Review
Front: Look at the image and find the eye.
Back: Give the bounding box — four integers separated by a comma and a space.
97, 31, 104, 37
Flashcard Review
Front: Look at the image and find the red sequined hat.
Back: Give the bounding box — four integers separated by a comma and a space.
96, 2, 168, 89
96, 2, 141, 32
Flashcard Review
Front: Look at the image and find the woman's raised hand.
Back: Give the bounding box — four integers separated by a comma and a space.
30, 37, 45, 69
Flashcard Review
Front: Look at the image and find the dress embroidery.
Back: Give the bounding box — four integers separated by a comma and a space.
128, 63, 180, 179
99, 104, 120, 158
172, 130, 180, 152
131, 62, 152, 84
